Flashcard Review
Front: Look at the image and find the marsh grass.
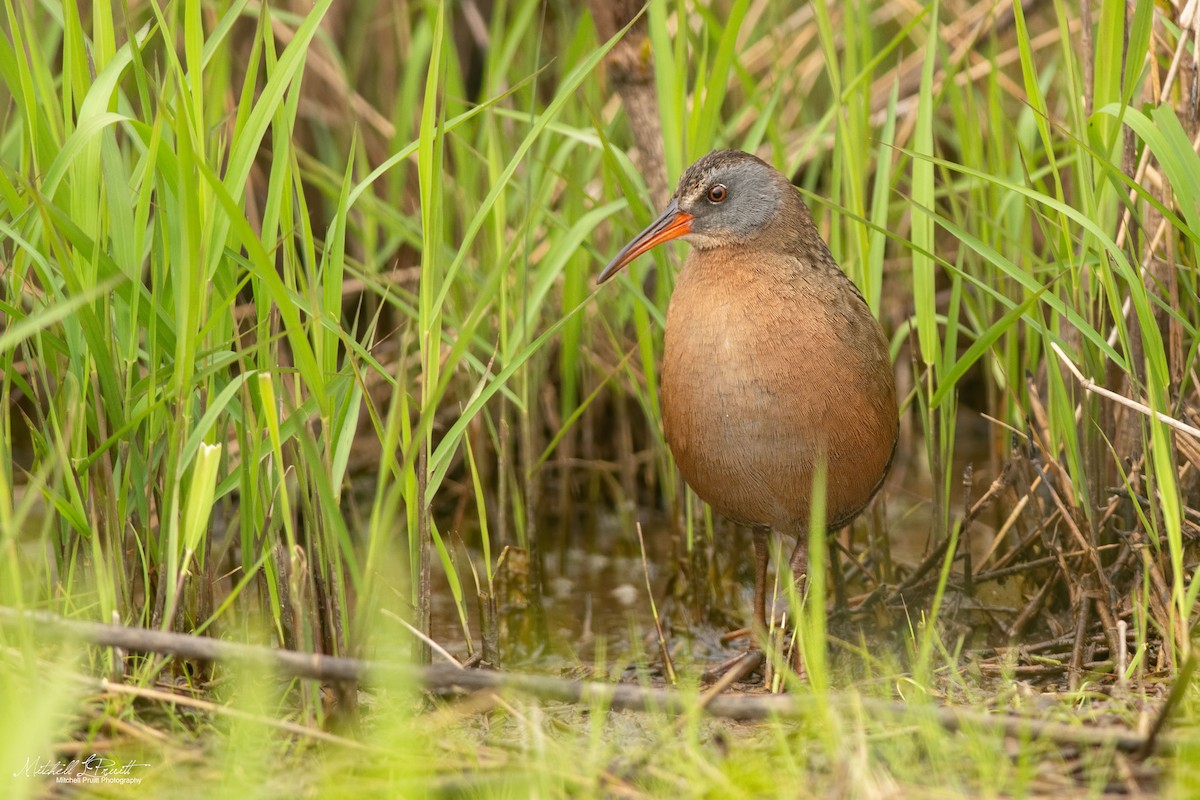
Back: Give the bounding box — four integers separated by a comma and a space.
3, 0, 1200, 796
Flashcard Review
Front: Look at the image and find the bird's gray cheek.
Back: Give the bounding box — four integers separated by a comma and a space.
744, 196, 777, 228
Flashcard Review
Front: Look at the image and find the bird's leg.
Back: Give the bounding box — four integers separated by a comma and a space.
787, 537, 808, 591
752, 527, 771, 632
829, 531, 847, 611
787, 537, 809, 679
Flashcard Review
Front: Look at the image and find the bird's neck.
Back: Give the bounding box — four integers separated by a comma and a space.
760, 191, 829, 257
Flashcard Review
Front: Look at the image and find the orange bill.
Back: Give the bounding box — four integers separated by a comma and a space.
597, 200, 694, 284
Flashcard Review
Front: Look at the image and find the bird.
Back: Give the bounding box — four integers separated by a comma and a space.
597, 149, 898, 646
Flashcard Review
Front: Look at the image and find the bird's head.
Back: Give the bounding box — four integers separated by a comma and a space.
597, 150, 789, 284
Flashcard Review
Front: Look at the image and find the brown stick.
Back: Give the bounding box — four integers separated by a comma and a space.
1007, 571, 1059, 640
0, 608, 1167, 755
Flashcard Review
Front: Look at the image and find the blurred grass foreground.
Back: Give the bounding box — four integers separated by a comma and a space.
4, 0, 1200, 796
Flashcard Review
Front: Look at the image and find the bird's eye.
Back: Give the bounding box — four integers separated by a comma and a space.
707, 184, 728, 203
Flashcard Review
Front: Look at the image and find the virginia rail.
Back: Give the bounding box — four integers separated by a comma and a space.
598, 149, 898, 638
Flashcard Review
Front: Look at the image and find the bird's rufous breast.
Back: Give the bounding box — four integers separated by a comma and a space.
662, 247, 897, 534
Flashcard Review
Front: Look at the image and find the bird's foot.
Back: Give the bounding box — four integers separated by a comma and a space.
701, 648, 765, 686
718, 626, 752, 646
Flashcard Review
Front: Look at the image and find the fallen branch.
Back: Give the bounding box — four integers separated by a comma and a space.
0, 607, 1173, 755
